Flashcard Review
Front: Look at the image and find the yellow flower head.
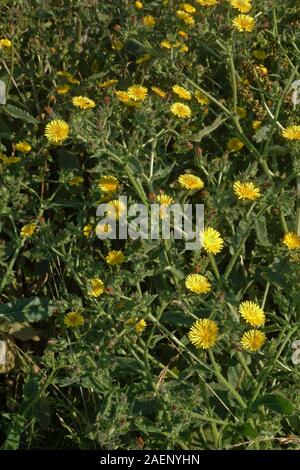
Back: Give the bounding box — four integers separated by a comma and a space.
0, 155, 21, 165
188, 318, 218, 349
127, 84, 148, 102
185, 274, 211, 294
83, 224, 93, 237
0, 38, 12, 49
195, 90, 209, 105
282, 125, 300, 140
227, 137, 244, 152
72, 96, 95, 109
20, 223, 37, 239
176, 10, 195, 26
178, 174, 204, 190
88, 278, 105, 297
239, 301, 265, 327
143, 15, 156, 27
135, 1, 143, 9
255, 64, 268, 77
98, 175, 119, 194
115, 90, 136, 105
196, 0, 218, 5
105, 250, 125, 265
157, 194, 174, 206
64, 311, 84, 328
181, 3, 196, 14
252, 120, 262, 130
229, 0, 251, 13
68, 176, 84, 186
241, 329, 266, 352
237, 107, 247, 119
96, 223, 113, 236
178, 30, 188, 38
56, 84, 70, 94
107, 199, 126, 219
15, 141, 31, 153
201, 227, 224, 254
151, 86, 167, 98
233, 14, 255, 32
172, 84, 192, 100
283, 232, 300, 250
233, 181, 261, 201
45, 119, 69, 144
99, 79, 118, 88
135, 319, 147, 334
170, 102, 191, 118
57, 71, 80, 84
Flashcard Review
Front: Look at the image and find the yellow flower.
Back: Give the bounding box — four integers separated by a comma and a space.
233, 14, 255, 32
196, 0, 218, 5
227, 137, 244, 152
135, 1, 143, 8
105, 250, 125, 265
83, 224, 93, 237
151, 86, 167, 98
185, 274, 211, 294
172, 84, 191, 100
96, 223, 113, 236
45, 119, 69, 144
252, 120, 262, 130
170, 102, 191, 118
72, 96, 95, 109
252, 49, 267, 60
201, 227, 224, 254
229, 0, 251, 13
135, 319, 147, 334
176, 10, 195, 26
233, 181, 261, 201
115, 90, 135, 105
68, 176, 84, 186
127, 85, 148, 102
157, 194, 174, 206
15, 141, 31, 153
283, 232, 300, 250
99, 79, 118, 88
178, 30, 188, 38
181, 3, 196, 14
255, 64, 268, 77
57, 71, 79, 84
143, 15, 156, 27
178, 174, 204, 190
188, 319, 218, 349
64, 311, 84, 328
0, 155, 21, 165
282, 125, 300, 140
0, 38, 12, 49
195, 90, 209, 105
20, 223, 37, 238
56, 84, 70, 94
160, 39, 172, 49
180, 44, 189, 53
239, 301, 265, 327
241, 330, 266, 352
111, 39, 123, 51
98, 175, 119, 194
88, 278, 105, 297
107, 199, 126, 219
237, 107, 247, 119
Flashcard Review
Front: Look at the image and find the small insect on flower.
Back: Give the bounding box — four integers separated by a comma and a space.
283, 232, 300, 250
98, 175, 119, 194
15, 141, 31, 153
170, 102, 191, 118
201, 227, 224, 255
241, 330, 266, 352
105, 250, 125, 265
239, 301, 265, 327
185, 274, 211, 294
143, 15, 156, 27
127, 85, 148, 102
64, 311, 84, 328
88, 278, 105, 297
172, 85, 192, 100
227, 137, 244, 152
45, 119, 69, 144
0, 38, 12, 49
178, 174, 204, 190
282, 125, 300, 140
195, 90, 209, 105
83, 224, 93, 237
135, 319, 147, 334
233, 181, 261, 201
107, 199, 126, 219
151, 86, 167, 98
229, 0, 252, 14
72, 96, 96, 109
188, 318, 218, 349
176, 10, 195, 26
233, 14, 255, 32
20, 223, 37, 239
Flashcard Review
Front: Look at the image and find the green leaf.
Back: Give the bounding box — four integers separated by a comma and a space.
190, 114, 228, 142
1, 414, 27, 450
254, 394, 294, 415
255, 216, 269, 246
0, 297, 58, 323
4, 104, 38, 124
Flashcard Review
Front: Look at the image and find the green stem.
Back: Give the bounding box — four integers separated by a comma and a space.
207, 252, 221, 283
